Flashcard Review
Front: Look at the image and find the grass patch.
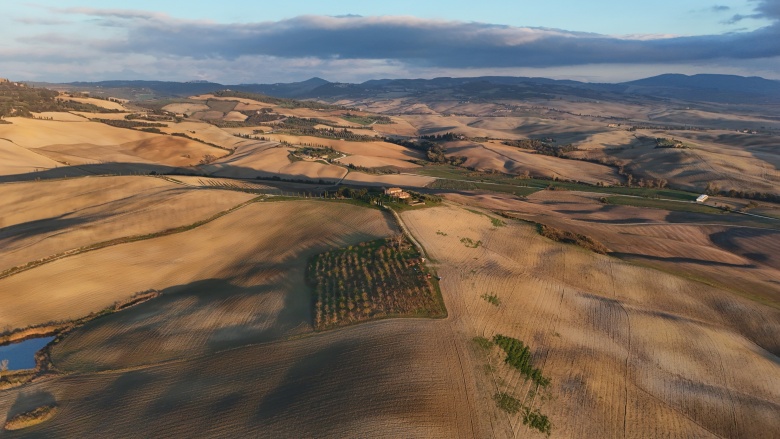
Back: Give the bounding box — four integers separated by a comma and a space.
481, 293, 501, 306
522, 407, 552, 436
473, 336, 494, 350
493, 334, 550, 388
537, 224, 608, 254
491, 217, 506, 227
605, 196, 725, 214
341, 113, 392, 125
460, 237, 482, 248
465, 209, 507, 228
308, 236, 446, 330
493, 392, 522, 414
417, 164, 698, 201
3, 405, 57, 431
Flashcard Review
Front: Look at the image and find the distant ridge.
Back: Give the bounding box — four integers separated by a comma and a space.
25, 73, 780, 104
623, 73, 780, 94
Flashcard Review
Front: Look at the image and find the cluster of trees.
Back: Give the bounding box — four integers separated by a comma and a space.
342, 113, 392, 125
91, 118, 167, 130
170, 132, 228, 151
492, 334, 550, 387
537, 224, 608, 255
308, 237, 443, 330
0, 82, 113, 117
273, 117, 376, 141
212, 90, 346, 110
420, 132, 460, 141
654, 137, 688, 149
723, 188, 780, 203
385, 137, 467, 165
502, 139, 579, 158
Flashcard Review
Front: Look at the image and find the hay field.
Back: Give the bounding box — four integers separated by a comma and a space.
568, 129, 780, 194
261, 134, 421, 160
206, 142, 348, 180
0, 176, 254, 274
161, 102, 210, 115
0, 139, 64, 176
158, 121, 248, 150
447, 140, 621, 184
0, 118, 150, 149
0, 201, 393, 331
401, 204, 780, 438
0, 117, 225, 168
29, 112, 86, 122
58, 96, 127, 111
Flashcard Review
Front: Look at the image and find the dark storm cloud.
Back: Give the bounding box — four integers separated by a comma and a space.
55, 4, 780, 69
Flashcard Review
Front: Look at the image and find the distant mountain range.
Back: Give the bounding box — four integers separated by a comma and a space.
27, 74, 780, 105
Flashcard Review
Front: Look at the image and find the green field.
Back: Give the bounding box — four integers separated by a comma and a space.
604, 196, 725, 214
416, 165, 698, 201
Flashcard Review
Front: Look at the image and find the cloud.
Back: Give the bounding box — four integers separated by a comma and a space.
47, 9, 778, 69
726, 0, 780, 23
14, 17, 72, 25
6, 3, 780, 83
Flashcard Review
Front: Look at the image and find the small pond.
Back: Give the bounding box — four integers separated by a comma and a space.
0, 336, 54, 371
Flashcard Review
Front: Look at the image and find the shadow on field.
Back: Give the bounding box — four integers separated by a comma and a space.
611, 252, 757, 268
0, 214, 106, 243
52, 273, 315, 373
7, 390, 56, 421
710, 228, 780, 269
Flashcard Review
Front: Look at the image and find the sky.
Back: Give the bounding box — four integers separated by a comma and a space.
1, 1, 779, 83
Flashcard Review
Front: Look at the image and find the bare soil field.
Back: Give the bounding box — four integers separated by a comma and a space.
1, 319, 479, 438
402, 204, 780, 438
0, 176, 254, 274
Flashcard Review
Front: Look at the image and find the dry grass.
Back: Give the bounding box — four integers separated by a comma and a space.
3, 404, 57, 430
